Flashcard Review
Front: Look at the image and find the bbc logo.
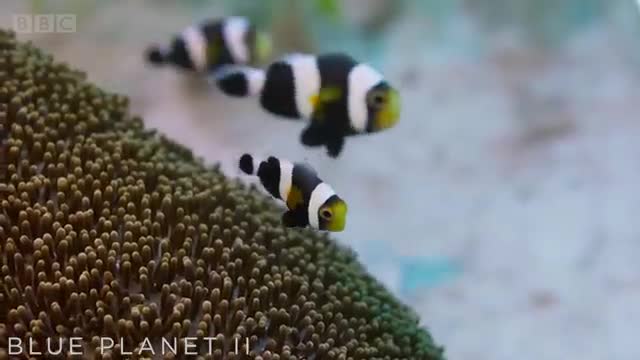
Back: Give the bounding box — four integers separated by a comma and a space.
12, 14, 76, 34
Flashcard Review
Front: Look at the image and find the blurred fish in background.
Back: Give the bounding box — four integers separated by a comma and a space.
145, 17, 272, 74
4, 0, 640, 359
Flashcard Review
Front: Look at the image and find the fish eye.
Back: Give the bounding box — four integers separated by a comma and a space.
321, 209, 333, 219
369, 92, 386, 106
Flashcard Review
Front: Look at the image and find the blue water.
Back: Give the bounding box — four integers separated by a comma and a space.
361, 241, 462, 297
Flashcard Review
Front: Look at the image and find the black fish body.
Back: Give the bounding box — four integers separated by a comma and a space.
146, 17, 271, 74
215, 53, 401, 157
239, 154, 347, 231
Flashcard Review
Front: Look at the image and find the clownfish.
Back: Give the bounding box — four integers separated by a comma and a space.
214, 53, 401, 157
146, 17, 271, 73
239, 154, 347, 232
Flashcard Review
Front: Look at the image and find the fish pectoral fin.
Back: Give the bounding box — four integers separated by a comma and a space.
309, 94, 320, 110
207, 34, 227, 64
302, 124, 345, 156
206, 43, 220, 66
301, 124, 326, 147
282, 210, 302, 228
309, 87, 342, 112
319, 87, 342, 102
326, 136, 345, 158
286, 185, 305, 210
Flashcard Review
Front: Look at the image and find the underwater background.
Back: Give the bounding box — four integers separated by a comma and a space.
2, 0, 640, 359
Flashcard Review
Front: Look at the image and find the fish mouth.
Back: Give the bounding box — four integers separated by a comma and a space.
325, 200, 347, 232
374, 89, 400, 131
327, 217, 346, 232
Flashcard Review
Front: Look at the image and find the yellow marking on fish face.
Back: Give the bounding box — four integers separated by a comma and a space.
286, 185, 304, 210
319, 198, 348, 232
372, 88, 401, 131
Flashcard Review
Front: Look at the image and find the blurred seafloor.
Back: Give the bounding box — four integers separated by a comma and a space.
2, 0, 640, 359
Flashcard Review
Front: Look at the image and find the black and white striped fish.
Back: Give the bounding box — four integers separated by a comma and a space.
215, 53, 401, 157
146, 17, 271, 73
239, 154, 347, 232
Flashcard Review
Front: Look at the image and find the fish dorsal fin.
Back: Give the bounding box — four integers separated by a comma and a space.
296, 160, 318, 178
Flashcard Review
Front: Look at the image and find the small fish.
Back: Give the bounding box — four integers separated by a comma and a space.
215, 53, 401, 157
239, 153, 347, 231
146, 17, 271, 73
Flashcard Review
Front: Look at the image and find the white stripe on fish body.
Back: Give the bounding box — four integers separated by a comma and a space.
182, 25, 208, 71
212, 65, 265, 96
223, 17, 251, 64
284, 53, 321, 119
348, 63, 384, 132
278, 160, 294, 201
308, 182, 336, 229
245, 67, 266, 96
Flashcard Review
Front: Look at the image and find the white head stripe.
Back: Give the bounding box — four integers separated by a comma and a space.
285, 53, 321, 118
278, 160, 294, 201
223, 17, 250, 64
182, 26, 207, 71
308, 182, 336, 229
348, 64, 384, 132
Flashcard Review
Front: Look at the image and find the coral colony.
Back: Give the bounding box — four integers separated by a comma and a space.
0, 30, 443, 358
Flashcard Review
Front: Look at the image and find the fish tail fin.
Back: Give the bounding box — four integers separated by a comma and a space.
211, 65, 265, 97
146, 45, 168, 66
239, 153, 261, 175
